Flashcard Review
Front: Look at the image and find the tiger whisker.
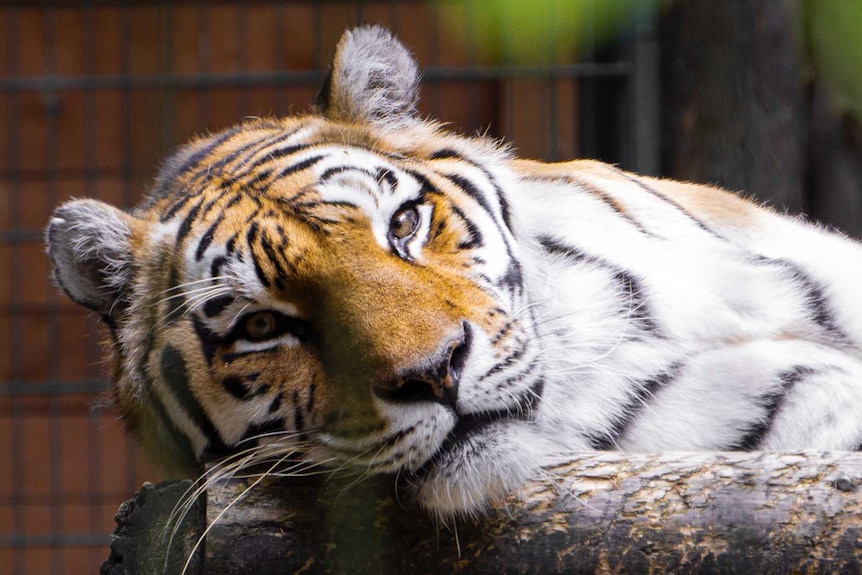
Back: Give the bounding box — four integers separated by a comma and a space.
152, 284, 236, 330
165, 434, 315, 544
156, 275, 235, 296
178, 286, 236, 318
178, 451, 298, 575
534, 467, 601, 513
169, 440, 332, 573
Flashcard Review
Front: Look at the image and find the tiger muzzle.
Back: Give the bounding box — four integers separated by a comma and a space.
372, 322, 472, 410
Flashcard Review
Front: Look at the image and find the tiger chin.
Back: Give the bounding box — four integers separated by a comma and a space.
46, 26, 862, 517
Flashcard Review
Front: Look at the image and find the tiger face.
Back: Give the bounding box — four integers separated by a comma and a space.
47, 27, 545, 513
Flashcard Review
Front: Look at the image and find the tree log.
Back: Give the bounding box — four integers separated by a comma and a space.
101, 480, 203, 575
200, 452, 862, 574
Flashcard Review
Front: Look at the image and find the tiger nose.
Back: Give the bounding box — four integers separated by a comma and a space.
373, 323, 472, 409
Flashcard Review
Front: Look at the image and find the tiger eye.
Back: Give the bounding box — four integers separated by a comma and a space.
390, 205, 419, 240
244, 311, 278, 341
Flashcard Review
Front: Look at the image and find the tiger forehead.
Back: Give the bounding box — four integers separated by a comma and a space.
158, 136, 426, 212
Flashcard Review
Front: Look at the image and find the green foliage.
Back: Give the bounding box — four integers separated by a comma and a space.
436, 0, 668, 64
808, 0, 862, 118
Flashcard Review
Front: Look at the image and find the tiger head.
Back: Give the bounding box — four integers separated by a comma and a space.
46, 26, 546, 515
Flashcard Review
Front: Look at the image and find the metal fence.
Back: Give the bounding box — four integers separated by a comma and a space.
0, 1, 658, 572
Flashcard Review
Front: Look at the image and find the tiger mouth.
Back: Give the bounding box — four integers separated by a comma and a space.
412, 377, 545, 478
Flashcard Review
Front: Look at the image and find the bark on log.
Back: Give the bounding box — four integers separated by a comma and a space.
101, 480, 203, 575
201, 452, 862, 575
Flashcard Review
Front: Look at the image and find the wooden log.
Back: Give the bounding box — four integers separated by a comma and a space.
101, 480, 203, 575
202, 452, 862, 574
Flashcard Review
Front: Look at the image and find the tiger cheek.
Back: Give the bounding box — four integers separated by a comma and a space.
209, 346, 323, 428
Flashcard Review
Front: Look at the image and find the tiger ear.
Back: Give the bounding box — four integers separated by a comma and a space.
46, 199, 142, 321
316, 25, 420, 127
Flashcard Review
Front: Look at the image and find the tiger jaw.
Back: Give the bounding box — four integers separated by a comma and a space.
306, 366, 545, 514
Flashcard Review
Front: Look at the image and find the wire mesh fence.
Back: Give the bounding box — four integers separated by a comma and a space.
0, 1, 657, 572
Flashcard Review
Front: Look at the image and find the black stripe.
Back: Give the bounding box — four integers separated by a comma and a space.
376, 167, 398, 192
616, 170, 725, 240
181, 130, 291, 188
525, 174, 655, 237
262, 142, 312, 163
272, 154, 325, 181
268, 390, 283, 414
246, 222, 272, 289
251, 252, 272, 289
319, 165, 376, 182
258, 234, 288, 291
195, 213, 224, 261
239, 418, 286, 444
225, 233, 239, 255
431, 150, 513, 233
192, 317, 219, 364
499, 260, 524, 292
210, 255, 228, 279
222, 377, 251, 400
160, 345, 227, 453
203, 295, 234, 318
730, 366, 816, 450
444, 173, 496, 222
160, 194, 197, 224
222, 191, 244, 213
539, 236, 658, 334
448, 203, 484, 249
246, 168, 272, 189
442, 169, 520, 277
153, 126, 244, 199
430, 219, 446, 242
587, 363, 683, 450
137, 293, 207, 466
481, 343, 525, 379
292, 391, 303, 430
164, 266, 184, 326
491, 359, 540, 393
176, 197, 206, 247
306, 381, 316, 414
222, 374, 269, 401
246, 220, 260, 246
403, 168, 435, 193
491, 176, 514, 233
429, 148, 462, 160
756, 257, 849, 345
231, 130, 306, 173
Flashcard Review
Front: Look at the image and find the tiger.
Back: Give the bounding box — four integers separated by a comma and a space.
47, 25, 862, 517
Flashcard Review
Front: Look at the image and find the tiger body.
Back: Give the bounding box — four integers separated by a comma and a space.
47, 27, 862, 516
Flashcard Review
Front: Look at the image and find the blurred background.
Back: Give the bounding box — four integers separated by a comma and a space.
1, 0, 860, 573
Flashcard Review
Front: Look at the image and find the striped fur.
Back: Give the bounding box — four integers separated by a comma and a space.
47, 26, 862, 515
